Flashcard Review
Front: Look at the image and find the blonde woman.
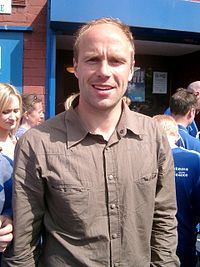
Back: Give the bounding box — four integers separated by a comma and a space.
0, 83, 22, 258
0, 83, 22, 159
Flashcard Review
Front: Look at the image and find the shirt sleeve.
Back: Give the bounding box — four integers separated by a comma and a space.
2, 136, 45, 267
150, 128, 180, 266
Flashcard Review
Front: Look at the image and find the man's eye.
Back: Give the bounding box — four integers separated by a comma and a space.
87, 58, 98, 63
2, 110, 10, 114
110, 58, 125, 65
14, 109, 20, 113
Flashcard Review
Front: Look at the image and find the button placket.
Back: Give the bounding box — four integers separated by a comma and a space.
104, 145, 120, 265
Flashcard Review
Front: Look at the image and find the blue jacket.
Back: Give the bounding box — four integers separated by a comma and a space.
172, 147, 200, 267
0, 153, 13, 216
177, 124, 200, 153
164, 107, 199, 138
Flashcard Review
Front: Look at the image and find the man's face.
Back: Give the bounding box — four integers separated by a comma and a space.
74, 23, 134, 112
195, 89, 200, 111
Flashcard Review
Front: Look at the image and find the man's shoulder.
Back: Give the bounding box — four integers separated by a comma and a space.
128, 109, 155, 124
127, 110, 159, 130
28, 112, 66, 134
18, 112, 68, 146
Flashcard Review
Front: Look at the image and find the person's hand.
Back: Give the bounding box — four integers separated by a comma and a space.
0, 215, 13, 252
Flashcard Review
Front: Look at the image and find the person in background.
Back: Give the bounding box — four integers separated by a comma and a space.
0, 83, 22, 264
64, 92, 79, 110
15, 94, 44, 138
0, 83, 21, 160
153, 114, 200, 267
3, 18, 179, 266
169, 88, 200, 153
165, 81, 200, 138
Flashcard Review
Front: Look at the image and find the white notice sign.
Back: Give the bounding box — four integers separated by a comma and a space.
0, 0, 11, 14
153, 71, 168, 94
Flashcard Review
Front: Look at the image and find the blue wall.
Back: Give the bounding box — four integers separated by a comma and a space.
0, 31, 23, 92
50, 0, 200, 33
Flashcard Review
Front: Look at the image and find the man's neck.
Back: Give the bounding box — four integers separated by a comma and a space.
171, 115, 189, 128
76, 101, 123, 141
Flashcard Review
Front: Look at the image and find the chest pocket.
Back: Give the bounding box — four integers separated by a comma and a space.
45, 180, 90, 235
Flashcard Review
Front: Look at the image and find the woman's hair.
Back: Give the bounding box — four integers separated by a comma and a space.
0, 82, 22, 136
64, 93, 79, 110
73, 17, 135, 67
21, 94, 42, 114
153, 114, 179, 138
122, 96, 131, 106
0, 82, 22, 114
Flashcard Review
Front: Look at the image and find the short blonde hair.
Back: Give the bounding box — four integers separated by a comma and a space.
0, 83, 22, 114
0, 83, 22, 134
153, 115, 179, 138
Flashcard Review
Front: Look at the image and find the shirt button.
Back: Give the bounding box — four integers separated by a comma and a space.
112, 233, 118, 239
110, 204, 116, 209
114, 263, 120, 267
120, 129, 124, 134
108, 174, 114, 180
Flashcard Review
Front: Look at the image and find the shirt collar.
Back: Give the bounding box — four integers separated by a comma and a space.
117, 102, 145, 139
177, 124, 188, 132
65, 108, 88, 148
65, 101, 145, 148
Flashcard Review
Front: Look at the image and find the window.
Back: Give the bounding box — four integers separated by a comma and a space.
12, 0, 26, 7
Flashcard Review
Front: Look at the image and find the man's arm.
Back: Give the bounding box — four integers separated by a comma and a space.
150, 129, 180, 266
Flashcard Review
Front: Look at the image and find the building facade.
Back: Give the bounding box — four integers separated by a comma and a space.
0, 0, 47, 108
1, 0, 200, 120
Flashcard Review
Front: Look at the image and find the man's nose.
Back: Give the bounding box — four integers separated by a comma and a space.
98, 61, 111, 77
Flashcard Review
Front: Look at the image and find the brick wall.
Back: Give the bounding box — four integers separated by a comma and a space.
0, 0, 47, 104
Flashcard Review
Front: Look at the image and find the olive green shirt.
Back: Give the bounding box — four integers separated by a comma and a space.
3, 104, 179, 267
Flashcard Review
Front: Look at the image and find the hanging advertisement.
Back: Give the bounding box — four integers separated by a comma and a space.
126, 67, 145, 102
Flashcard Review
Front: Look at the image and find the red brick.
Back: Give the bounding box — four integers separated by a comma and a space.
0, 0, 47, 109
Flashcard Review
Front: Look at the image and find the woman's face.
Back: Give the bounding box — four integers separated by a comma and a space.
0, 95, 21, 133
26, 102, 44, 127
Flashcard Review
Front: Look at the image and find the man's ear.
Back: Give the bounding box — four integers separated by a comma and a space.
73, 58, 78, 79
188, 108, 196, 119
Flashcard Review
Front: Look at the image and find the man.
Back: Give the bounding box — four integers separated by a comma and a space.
3, 18, 179, 266
165, 81, 200, 138
169, 88, 200, 153
188, 81, 200, 111
153, 115, 200, 267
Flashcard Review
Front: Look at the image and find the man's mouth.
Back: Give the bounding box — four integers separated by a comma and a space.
93, 85, 113, 91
